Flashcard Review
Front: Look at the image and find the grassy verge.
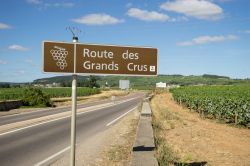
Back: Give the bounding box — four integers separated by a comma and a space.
151, 92, 179, 166
105, 116, 139, 165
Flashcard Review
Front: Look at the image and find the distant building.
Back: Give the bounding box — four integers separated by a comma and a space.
119, 80, 130, 90
33, 84, 44, 87
156, 82, 166, 88
45, 82, 61, 87
167, 84, 180, 89
52, 82, 61, 87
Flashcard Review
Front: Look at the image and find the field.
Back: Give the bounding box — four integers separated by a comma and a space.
170, 85, 250, 126
0, 87, 100, 101
151, 93, 250, 165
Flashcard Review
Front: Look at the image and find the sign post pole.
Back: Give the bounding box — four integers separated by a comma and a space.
43, 39, 157, 166
70, 36, 78, 166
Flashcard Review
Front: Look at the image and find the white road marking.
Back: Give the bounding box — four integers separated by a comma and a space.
0, 116, 71, 137
0, 97, 136, 119
34, 98, 139, 166
0, 97, 139, 137
0, 107, 55, 118
106, 106, 137, 127
34, 146, 70, 166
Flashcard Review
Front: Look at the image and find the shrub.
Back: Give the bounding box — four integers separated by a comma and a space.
22, 88, 52, 107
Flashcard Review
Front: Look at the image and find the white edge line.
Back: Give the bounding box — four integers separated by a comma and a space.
0, 116, 71, 137
34, 99, 138, 166
34, 98, 139, 166
34, 146, 70, 166
0, 105, 70, 119
0, 105, 107, 137
106, 106, 137, 127
0, 97, 139, 137
0, 96, 136, 119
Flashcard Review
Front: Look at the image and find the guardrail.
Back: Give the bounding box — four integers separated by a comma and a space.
0, 100, 22, 111
131, 101, 158, 166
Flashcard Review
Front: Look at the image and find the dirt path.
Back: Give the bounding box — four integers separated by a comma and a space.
151, 92, 250, 166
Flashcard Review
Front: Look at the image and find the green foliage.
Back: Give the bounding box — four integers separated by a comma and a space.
170, 85, 250, 126
0, 83, 10, 88
31, 74, 250, 90
97, 75, 249, 89
0, 87, 100, 101
86, 75, 100, 88
202, 74, 230, 79
42, 87, 100, 98
22, 88, 52, 107
33, 75, 100, 88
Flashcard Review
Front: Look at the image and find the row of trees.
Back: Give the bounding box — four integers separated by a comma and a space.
61, 76, 100, 88
0, 76, 100, 88
0, 83, 22, 88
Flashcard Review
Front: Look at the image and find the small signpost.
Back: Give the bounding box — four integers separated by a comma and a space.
42, 40, 157, 166
119, 80, 130, 90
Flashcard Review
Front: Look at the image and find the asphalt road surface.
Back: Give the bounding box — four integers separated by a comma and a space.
0, 92, 141, 126
0, 92, 144, 166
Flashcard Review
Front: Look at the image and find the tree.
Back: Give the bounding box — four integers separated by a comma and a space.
0, 83, 10, 88
22, 88, 52, 107
88, 75, 100, 88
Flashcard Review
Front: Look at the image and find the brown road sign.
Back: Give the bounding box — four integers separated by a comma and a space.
43, 41, 157, 76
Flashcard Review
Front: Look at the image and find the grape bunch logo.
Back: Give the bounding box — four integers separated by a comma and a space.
50, 46, 68, 70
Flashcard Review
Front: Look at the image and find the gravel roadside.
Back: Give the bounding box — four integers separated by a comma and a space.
51, 106, 140, 166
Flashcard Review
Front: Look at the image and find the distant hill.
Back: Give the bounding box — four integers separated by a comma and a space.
1, 74, 248, 89
33, 76, 90, 84
202, 74, 230, 79
0, 82, 28, 88
31, 74, 249, 89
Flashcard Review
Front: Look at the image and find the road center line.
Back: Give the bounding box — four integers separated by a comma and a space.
34, 146, 70, 166
106, 106, 137, 127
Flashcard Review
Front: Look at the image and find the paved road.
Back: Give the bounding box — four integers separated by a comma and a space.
0, 92, 144, 166
0, 92, 140, 126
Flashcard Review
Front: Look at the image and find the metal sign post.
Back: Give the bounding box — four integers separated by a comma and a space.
70, 36, 78, 166
42, 38, 158, 166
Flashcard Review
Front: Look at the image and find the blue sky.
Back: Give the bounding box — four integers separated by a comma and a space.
0, 0, 250, 82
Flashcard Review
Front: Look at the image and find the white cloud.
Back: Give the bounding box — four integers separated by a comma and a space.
16, 70, 25, 75
217, 0, 231, 2
44, 2, 74, 8
26, 0, 74, 9
8, 44, 30, 51
126, 3, 133, 8
0, 23, 11, 29
26, 0, 42, 5
127, 8, 169, 22
169, 16, 189, 22
25, 59, 37, 67
245, 30, 250, 34
0, 60, 7, 65
72, 14, 124, 25
160, 0, 223, 20
177, 34, 238, 46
